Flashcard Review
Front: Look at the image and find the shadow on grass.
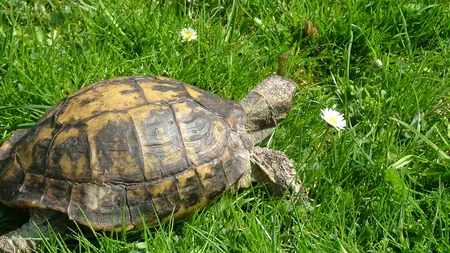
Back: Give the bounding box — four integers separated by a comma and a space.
0, 203, 29, 235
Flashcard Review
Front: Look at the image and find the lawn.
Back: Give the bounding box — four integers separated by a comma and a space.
1, 0, 450, 252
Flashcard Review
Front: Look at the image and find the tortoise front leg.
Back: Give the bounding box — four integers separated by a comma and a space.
0, 209, 68, 253
249, 146, 305, 199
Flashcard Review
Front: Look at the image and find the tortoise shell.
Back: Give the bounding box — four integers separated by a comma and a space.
0, 76, 253, 231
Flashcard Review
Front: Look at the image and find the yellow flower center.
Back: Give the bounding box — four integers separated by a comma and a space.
185, 33, 192, 39
328, 117, 338, 125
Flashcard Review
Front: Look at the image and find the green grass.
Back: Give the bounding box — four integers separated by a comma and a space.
1, 0, 450, 252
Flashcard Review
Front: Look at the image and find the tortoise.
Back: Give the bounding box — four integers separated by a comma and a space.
0, 75, 301, 252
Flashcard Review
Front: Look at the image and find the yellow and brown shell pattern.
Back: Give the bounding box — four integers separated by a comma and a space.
0, 76, 253, 231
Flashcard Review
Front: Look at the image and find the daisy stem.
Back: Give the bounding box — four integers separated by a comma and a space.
304, 126, 331, 163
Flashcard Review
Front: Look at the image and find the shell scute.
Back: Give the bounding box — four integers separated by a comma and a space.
128, 104, 188, 181
145, 178, 181, 221
137, 78, 189, 103
85, 112, 145, 184
68, 183, 132, 231
171, 100, 229, 167
195, 160, 228, 201
183, 84, 245, 131
56, 81, 146, 124
126, 185, 156, 227
40, 177, 71, 212
175, 168, 204, 207
15, 173, 45, 206
46, 126, 90, 182
15, 121, 57, 174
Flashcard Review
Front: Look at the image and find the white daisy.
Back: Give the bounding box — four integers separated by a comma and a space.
373, 59, 383, 68
321, 108, 346, 131
254, 17, 263, 25
180, 27, 197, 42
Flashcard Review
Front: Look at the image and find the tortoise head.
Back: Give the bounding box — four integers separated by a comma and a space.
240, 76, 296, 144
